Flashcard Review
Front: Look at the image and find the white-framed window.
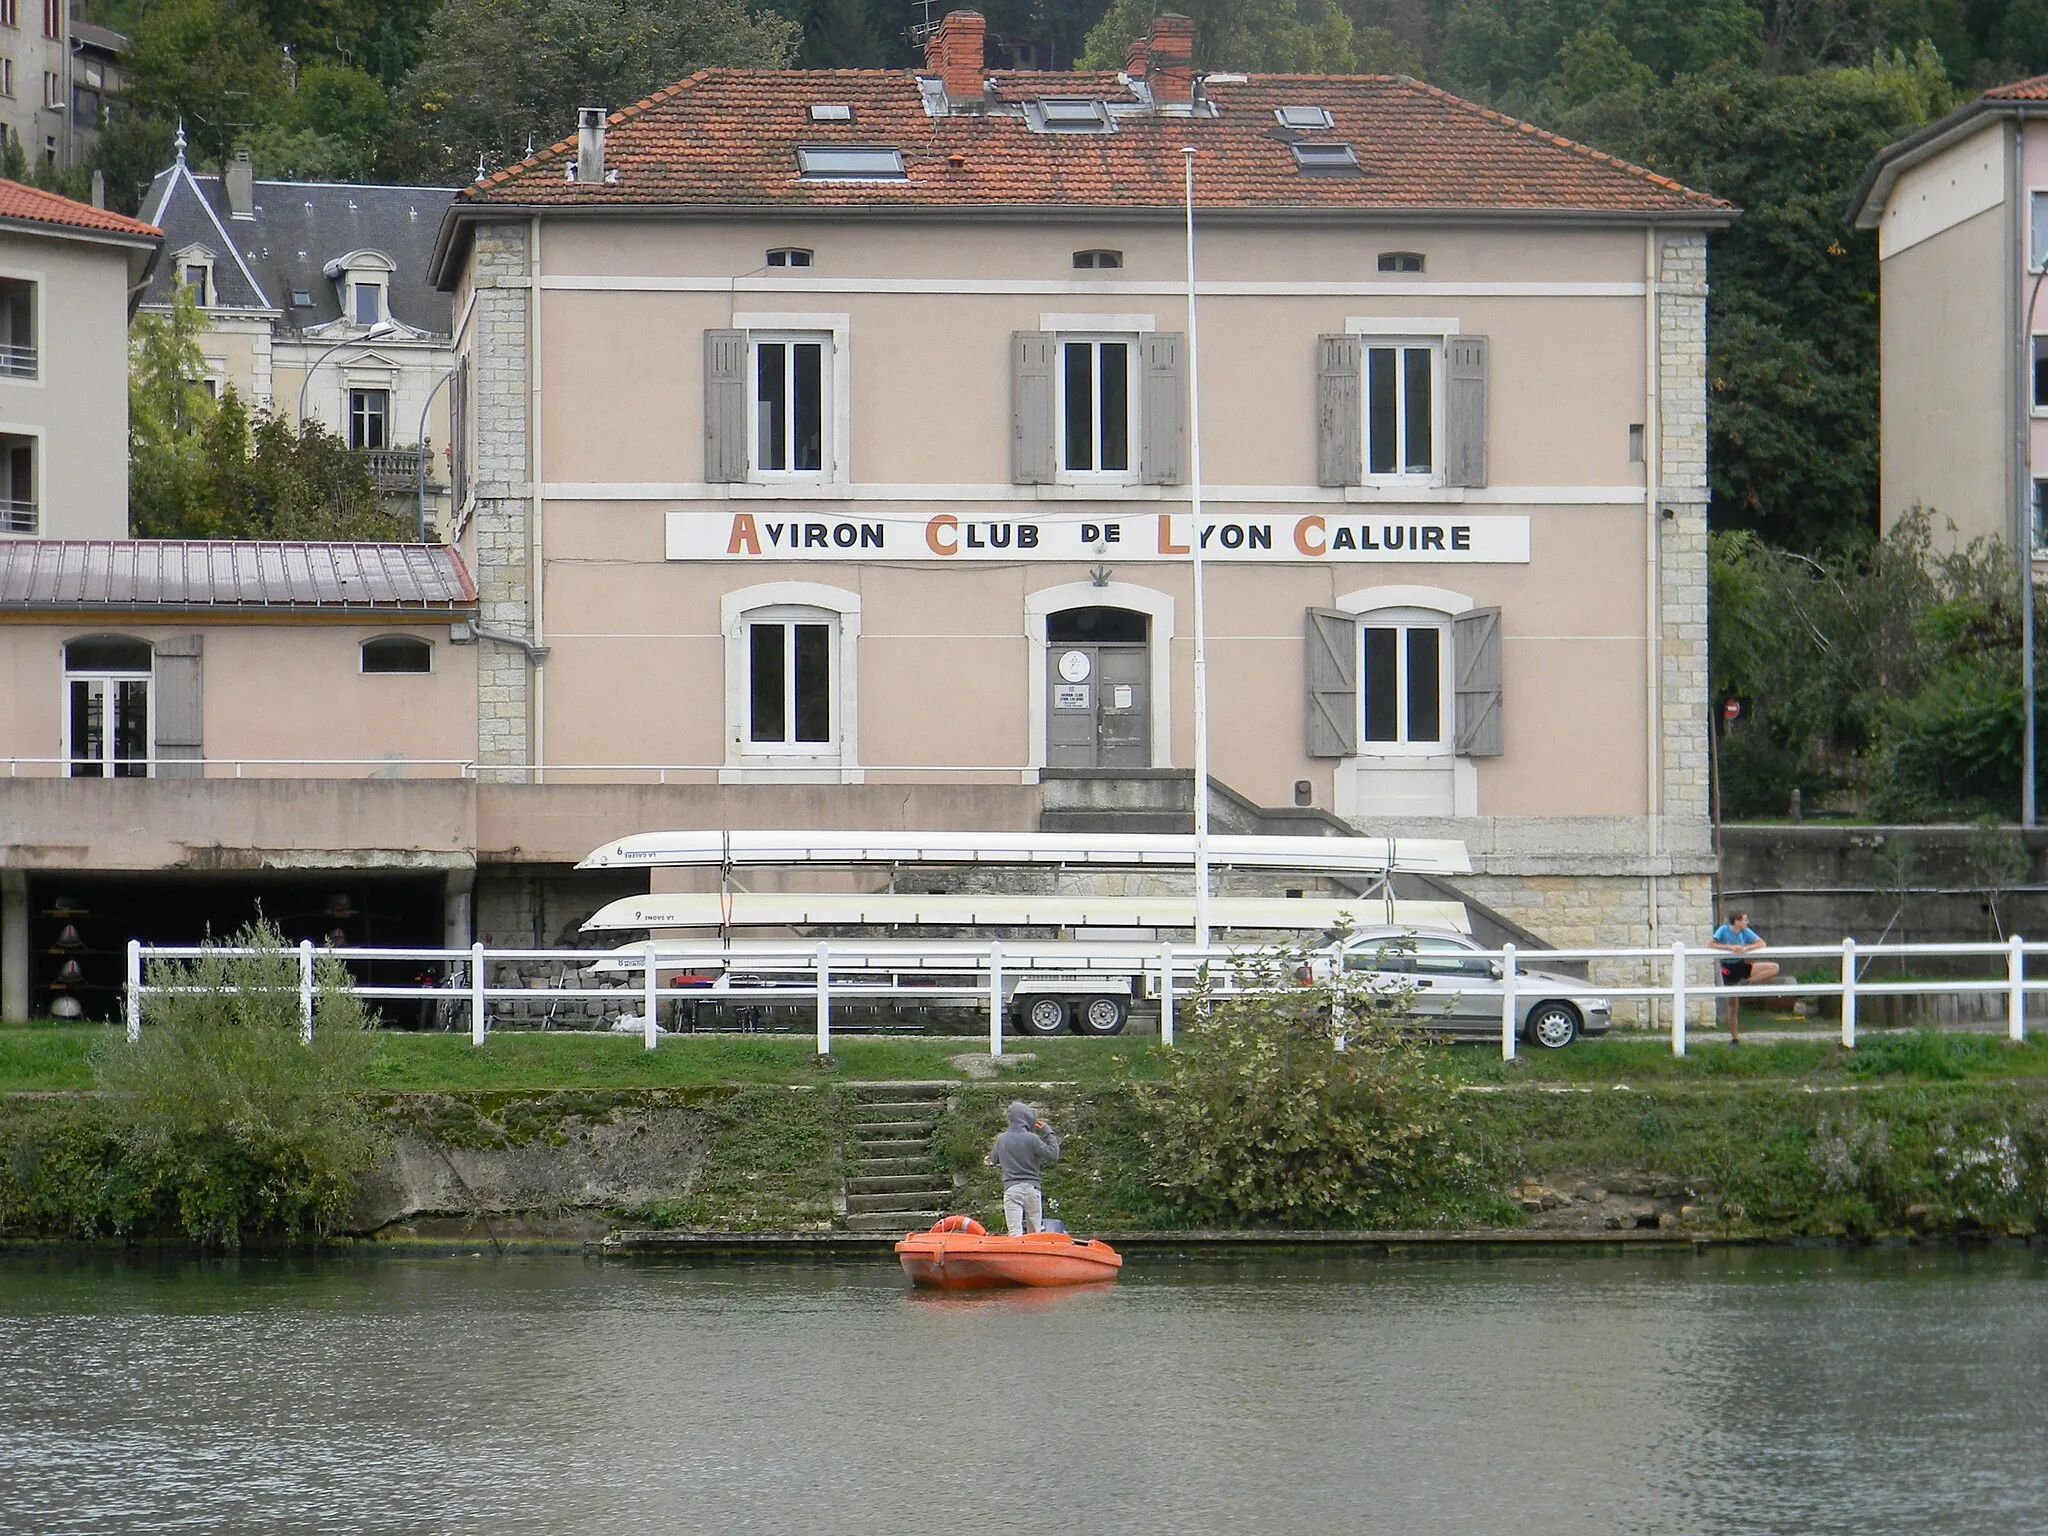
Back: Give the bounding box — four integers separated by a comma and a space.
722, 583, 860, 781
64, 635, 152, 778
2032, 189, 2048, 270
352, 280, 384, 325
746, 608, 836, 749
1362, 340, 1437, 479
2034, 336, 2047, 412
348, 387, 389, 450
765, 247, 813, 268
0, 61, 13, 99
750, 332, 829, 476
2034, 480, 2048, 552
1358, 607, 1450, 753
0, 429, 34, 532
41, 69, 58, 109
0, 276, 33, 379
1057, 334, 1135, 480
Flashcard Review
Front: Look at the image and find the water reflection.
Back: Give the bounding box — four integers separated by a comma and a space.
0, 1247, 2041, 1534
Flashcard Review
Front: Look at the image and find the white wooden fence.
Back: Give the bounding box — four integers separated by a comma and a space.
122, 935, 2039, 1061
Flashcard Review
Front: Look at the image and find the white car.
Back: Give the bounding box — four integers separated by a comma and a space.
1314, 928, 1611, 1049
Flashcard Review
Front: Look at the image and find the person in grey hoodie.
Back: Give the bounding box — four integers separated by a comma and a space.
990, 1101, 1061, 1235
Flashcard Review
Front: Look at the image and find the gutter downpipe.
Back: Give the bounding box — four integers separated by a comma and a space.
1183, 147, 1211, 950
1644, 227, 1663, 984
530, 215, 546, 785
2018, 117, 2040, 829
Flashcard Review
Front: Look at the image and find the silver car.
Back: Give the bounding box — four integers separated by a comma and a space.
1326, 928, 1611, 1049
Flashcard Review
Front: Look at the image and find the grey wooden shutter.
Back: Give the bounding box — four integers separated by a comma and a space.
1139, 331, 1186, 485
1013, 331, 1055, 484
703, 328, 747, 482
1444, 334, 1488, 488
1305, 607, 1357, 758
1453, 606, 1503, 757
1316, 334, 1362, 488
153, 634, 203, 777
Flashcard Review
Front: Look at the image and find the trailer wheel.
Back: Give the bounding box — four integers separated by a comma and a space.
1073, 995, 1129, 1036
1017, 996, 1069, 1036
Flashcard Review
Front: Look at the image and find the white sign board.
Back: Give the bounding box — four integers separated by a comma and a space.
667, 511, 1531, 564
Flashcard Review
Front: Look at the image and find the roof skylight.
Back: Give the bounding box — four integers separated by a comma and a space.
1030, 98, 1115, 133
1291, 141, 1361, 174
796, 144, 907, 179
809, 103, 853, 122
1275, 105, 1334, 129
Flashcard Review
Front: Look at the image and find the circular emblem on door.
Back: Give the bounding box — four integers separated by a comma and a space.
1057, 650, 1092, 683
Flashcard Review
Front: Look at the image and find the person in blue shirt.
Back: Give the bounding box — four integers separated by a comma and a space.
1707, 909, 1778, 1043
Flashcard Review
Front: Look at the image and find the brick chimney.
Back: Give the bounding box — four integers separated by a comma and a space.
1124, 35, 1148, 78
1144, 14, 1196, 106
924, 10, 987, 103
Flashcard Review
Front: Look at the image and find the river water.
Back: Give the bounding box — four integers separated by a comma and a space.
1, 1245, 2043, 1534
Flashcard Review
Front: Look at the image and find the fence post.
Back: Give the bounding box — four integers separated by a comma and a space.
1840, 937, 1857, 1050
125, 938, 142, 1044
1500, 942, 1518, 1061
643, 939, 659, 1051
1671, 940, 1687, 1057
988, 939, 1005, 1059
298, 939, 315, 1044
471, 940, 487, 1046
1158, 942, 1175, 1048
815, 941, 832, 1056
2009, 933, 2026, 1044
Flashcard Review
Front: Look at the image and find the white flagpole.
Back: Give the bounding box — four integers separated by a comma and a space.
1184, 146, 1211, 950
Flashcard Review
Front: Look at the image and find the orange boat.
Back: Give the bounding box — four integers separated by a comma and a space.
895, 1217, 1123, 1290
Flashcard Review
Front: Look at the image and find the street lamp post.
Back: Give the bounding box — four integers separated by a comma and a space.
296, 322, 396, 433
1183, 147, 1211, 950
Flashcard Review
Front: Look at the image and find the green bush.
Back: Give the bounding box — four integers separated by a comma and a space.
91, 920, 388, 1245
1132, 949, 1502, 1228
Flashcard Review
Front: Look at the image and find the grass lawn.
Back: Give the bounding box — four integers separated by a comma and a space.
0, 1024, 1174, 1095
4, 1022, 2044, 1096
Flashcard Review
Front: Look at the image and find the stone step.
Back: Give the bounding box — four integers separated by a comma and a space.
849, 1118, 937, 1137
853, 1104, 944, 1122
857, 1138, 930, 1159
847, 1174, 952, 1196
847, 1190, 955, 1214
848, 1155, 930, 1176
844, 1211, 944, 1234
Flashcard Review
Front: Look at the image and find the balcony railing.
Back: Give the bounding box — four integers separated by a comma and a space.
0, 343, 36, 380
357, 447, 430, 490
1, 498, 36, 534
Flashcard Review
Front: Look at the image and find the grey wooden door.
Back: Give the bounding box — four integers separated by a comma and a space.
1047, 642, 1148, 768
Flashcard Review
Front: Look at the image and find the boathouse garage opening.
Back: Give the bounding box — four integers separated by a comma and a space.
1047, 606, 1149, 769
28, 872, 444, 1023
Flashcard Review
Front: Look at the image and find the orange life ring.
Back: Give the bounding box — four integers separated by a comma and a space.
930, 1215, 985, 1235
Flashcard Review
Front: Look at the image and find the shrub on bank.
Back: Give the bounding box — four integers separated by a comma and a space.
0, 922, 388, 1246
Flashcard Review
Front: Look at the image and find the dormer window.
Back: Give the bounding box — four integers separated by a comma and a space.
352, 279, 384, 325
1073, 249, 1123, 270
766, 247, 814, 268
326, 249, 398, 331
174, 251, 215, 307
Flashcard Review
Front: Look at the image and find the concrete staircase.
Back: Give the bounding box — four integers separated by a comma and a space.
841, 1085, 953, 1234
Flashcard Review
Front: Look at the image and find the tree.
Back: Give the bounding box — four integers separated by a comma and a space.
130, 286, 407, 540
248, 62, 391, 181
121, 0, 286, 170
401, 0, 800, 179
1080, 0, 1366, 72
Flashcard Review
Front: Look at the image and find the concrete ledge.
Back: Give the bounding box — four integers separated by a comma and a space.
600, 1226, 1722, 1254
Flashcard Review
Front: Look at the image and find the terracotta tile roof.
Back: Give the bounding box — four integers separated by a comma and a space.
1983, 73, 2048, 100
459, 69, 1728, 217
0, 178, 160, 239
0, 540, 476, 612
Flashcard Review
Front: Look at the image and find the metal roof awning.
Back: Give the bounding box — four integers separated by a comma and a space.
576, 829, 1474, 877
0, 540, 478, 613
581, 892, 1470, 934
